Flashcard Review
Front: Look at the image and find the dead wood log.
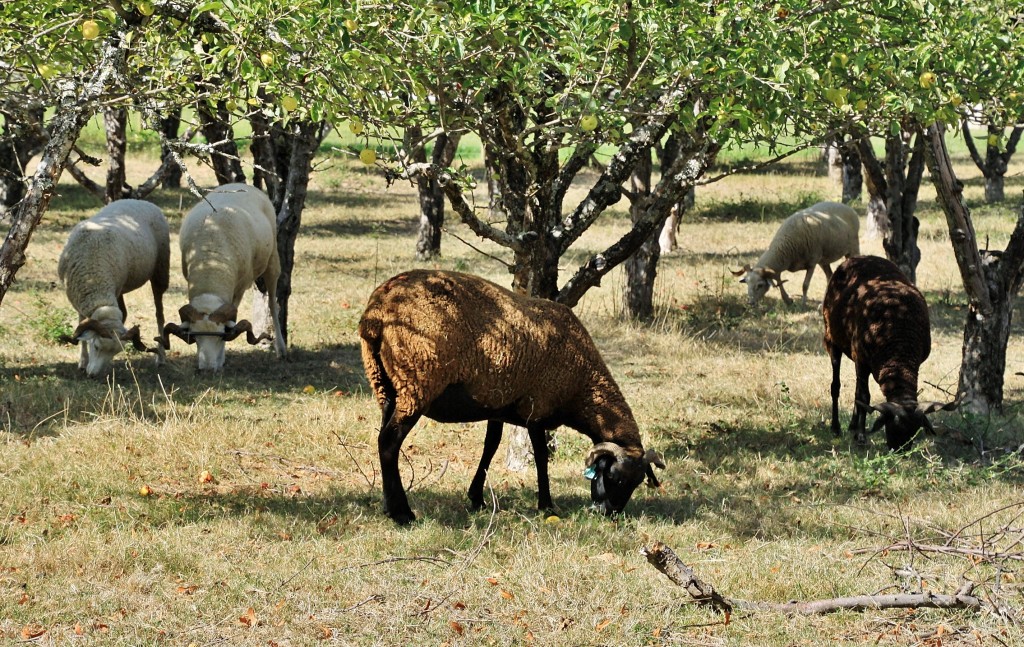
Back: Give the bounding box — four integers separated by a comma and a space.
642, 541, 985, 617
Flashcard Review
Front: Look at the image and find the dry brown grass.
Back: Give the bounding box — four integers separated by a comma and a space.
1, 147, 1023, 645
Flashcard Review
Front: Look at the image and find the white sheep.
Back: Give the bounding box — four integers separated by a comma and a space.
733, 201, 860, 305
161, 183, 287, 371
359, 269, 665, 525
58, 199, 169, 377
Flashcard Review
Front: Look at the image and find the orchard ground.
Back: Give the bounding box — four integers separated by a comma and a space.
1, 142, 1023, 645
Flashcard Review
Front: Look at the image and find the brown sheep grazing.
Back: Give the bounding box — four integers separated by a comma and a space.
358, 269, 665, 525
823, 255, 957, 450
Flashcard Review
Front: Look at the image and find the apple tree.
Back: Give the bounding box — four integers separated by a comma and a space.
0, 0, 367, 341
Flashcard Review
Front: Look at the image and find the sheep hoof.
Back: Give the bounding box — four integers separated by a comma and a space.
387, 508, 417, 526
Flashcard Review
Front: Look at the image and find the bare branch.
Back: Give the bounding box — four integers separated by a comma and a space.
643, 541, 987, 617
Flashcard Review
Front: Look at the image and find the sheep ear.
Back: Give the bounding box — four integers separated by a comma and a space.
643, 449, 666, 470
643, 449, 665, 488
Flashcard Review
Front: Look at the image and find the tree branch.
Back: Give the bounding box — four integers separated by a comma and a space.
922, 122, 993, 316
556, 137, 718, 306
960, 119, 986, 171
643, 541, 986, 617
394, 163, 526, 252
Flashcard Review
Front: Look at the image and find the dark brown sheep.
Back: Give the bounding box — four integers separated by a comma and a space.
823, 255, 956, 450
358, 269, 664, 524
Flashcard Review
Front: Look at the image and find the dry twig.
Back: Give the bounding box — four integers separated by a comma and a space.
642, 541, 986, 617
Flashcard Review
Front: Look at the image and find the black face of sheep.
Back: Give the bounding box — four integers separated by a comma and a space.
869, 401, 959, 451
585, 444, 665, 516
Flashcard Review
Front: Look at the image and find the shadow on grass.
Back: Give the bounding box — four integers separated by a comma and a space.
0, 342, 370, 437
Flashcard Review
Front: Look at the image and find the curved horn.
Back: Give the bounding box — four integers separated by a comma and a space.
208, 303, 238, 325
586, 442, 629, 468
163, 322, 197, 345
119, 325, 149, 352
223, 319, 273, 345
730, 263, 752, 278
72, 318, 109, 340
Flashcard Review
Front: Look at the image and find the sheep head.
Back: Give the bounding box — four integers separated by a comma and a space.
61, 318, 149, 377
584, 442, 666, 515
164, 302, 271, 371
735, 266, 786, 305
870, 399, 960, 451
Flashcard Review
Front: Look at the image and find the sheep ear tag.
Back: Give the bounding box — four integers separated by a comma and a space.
583, 465, 598, 480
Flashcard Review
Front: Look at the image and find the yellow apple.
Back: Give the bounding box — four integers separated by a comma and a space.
918, 71, 936, 89
988, 134, 1000, 147
348, 120, 364, 135
280, 95, 298, 112
138, 1, 154, 16
359, 148, 376, 165
139, 485, 153, 497
260, 51, 275, 67
225, 99, 238, 113
580, 114, 598, 132
949, 93, 963, 108
81, 19, 100, 41
39, 64, 56, 79
344, 18, 358, 31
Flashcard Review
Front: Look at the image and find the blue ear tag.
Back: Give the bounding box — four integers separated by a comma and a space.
583, 465, 597, 480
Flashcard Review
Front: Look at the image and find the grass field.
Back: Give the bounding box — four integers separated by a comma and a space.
1, 142, 1023, 645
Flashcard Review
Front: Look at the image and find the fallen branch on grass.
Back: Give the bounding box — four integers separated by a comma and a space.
641, 541, 985, 617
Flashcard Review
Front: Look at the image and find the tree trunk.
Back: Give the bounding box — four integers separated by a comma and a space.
838, 137, 863, 204
197, 100, 245, 185
406, 128, 460, 261
0, 36, 125, 306
957, 252, 1012, 414
858, 131, 924, 281
623, 152, 659, 321
159, 110, 183, 189
271, 120, 321, 345
962, 121, 1023, 205
656, 132, 695, 254
923, 123, 1024, 414
103, 107, 127, 203
0, 106, 46, 216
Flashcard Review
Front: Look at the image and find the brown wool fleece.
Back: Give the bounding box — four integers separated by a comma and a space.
359, 270, 644, 456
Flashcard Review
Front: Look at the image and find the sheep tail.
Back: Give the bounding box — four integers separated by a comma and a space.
358, 313, 397, 424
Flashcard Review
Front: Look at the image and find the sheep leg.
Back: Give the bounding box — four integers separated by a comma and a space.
528, 425, 554, 512
829, 349, 842, 436
261, 255, 288, 359
468, 420, 503, 510
851, 365, 871, 445
776, 281, 794, 305
821, 261, 834, 282
151, 282, 166, 363
378, 411, 420, 525
801, 267, 815, 304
